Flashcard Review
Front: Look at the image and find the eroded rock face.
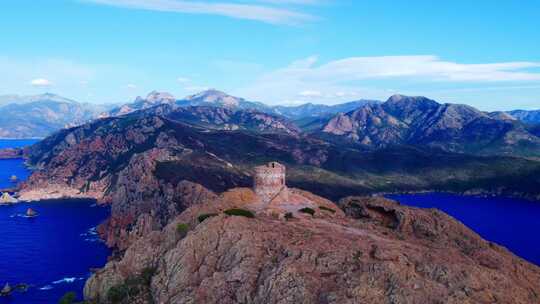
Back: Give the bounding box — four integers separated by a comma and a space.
101, 148, 219, 250
85, 193, 540, 304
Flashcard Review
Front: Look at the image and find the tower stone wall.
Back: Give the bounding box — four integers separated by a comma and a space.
253, 162, 288, 203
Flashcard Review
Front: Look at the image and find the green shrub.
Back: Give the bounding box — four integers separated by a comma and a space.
284, 212, 294, 220
298, 207, 315, 216
319, 206, 336, 213
58, 291, 77, 304
107, 283, 132, 304
140, 266, 157, 286
106, 267, 156, 304
198, 213, 218, 223
224, 208, 255, 218
176, 223, 189, 236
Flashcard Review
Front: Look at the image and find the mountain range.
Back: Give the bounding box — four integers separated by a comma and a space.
1, 90, 539, 143
1, 89, 539, 142
104, 90, 540, 158
319, 95, 540, 157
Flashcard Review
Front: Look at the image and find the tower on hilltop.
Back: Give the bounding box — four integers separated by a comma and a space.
253, 162, 288, 204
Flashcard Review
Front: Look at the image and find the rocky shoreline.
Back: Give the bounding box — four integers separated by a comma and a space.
17, 185, 103, 203
83, 184, 540, 304
0, 147, 24, 159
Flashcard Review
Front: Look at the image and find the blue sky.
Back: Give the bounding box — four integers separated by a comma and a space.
1, 0, 539, 110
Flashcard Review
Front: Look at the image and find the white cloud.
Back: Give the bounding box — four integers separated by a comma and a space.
184, 85, 209, 92
281, 55, 540, 82
177, 77, 190, 83
237, 55, 540, 105
298, 90, 322, 97
81, 0, 316, 25
125, 84, 137, 89
30, 78, 53, 87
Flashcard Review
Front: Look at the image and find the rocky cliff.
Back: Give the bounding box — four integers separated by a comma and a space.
84, 191, 540, 304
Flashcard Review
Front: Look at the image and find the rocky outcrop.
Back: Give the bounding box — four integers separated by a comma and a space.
84, 191, 540, 304
0, 192, 18, 204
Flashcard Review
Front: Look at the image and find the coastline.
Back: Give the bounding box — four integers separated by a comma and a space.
374, 189, 540, 203
17, 186, 104, 203
13, 183, 540, 205
0, 197, 111, 303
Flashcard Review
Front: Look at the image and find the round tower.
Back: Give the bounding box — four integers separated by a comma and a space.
253, 162, 287, 203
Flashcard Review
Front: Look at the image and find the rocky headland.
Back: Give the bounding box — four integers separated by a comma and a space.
84, 182, 540, 304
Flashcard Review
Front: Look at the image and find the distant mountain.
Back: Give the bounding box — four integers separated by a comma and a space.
108, 91, 176, 116
112, 89, 380, 123
0, 93, 112, 138
272, 100, 379, 120
507, 110, 540, 124
141, 104, 301, 135
319, 94, 540, 157
178, 89, 272, 113
0, 93, 77, 107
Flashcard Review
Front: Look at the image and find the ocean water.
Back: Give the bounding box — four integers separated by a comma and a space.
0, 139, 39, 150
0, 139, 111, 303
0, 139, 38, 189
387, 193, 540, 266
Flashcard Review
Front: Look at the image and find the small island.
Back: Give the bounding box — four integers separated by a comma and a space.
0, 192, 18, 204
26, 208, 38, 217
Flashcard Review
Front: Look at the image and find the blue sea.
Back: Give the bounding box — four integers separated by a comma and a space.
387, 193, 540, 266
0, 139, 38, 189
0, 139, 111, 303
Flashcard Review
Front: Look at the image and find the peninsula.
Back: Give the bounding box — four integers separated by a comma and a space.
84, 162, 540, 303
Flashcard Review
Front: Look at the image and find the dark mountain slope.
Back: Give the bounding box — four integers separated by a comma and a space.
146, 105, 300, 135
508, 109, 540, 124
320, 94, 540, 157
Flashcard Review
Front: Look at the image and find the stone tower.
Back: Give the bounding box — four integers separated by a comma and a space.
253, 162, 288, 204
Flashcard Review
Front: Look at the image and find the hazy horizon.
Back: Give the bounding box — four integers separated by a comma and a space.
1, 88, 540, 112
